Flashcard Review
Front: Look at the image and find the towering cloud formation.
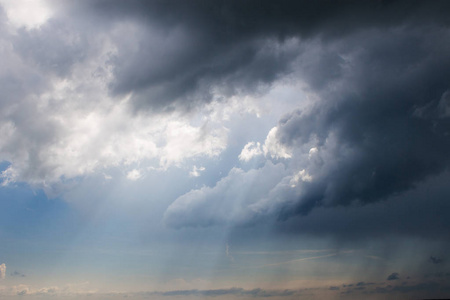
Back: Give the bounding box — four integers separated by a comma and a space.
164, 1, 450, 228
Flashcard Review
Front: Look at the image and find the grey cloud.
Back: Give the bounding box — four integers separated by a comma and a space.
12, 20, 88, 77
54, 0, 450, 111
338, 280, 450, 298
271, 27, 450, 221
366, 281, 450, 296
112, 34, 299, 112
165, 24, 450, 233
267, 169, 450, 240
387, 273, 400, 281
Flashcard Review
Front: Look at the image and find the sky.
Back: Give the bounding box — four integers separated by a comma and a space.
1, 0, 450, 299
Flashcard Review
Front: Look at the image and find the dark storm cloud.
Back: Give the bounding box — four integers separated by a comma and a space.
55, 0, 450, 111
270, 170, 450, 239
272, 26, 450, 219
165, 21, 450, 233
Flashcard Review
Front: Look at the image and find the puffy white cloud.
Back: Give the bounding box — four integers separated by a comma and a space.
0, 14, 229, 190
239, 142, 263, 162
263, 127, 292, 159
164, 161, 288, 228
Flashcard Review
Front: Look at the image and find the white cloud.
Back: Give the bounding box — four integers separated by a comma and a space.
189, 165, 205, 177
159, 121, 227, 169
164, 161, 288, 228
263, 127, 292, 159
239, 142, 263, 162
308, 147, 318, 157
126, 169, 142, 181
0, 0, 53, 29
0, 20, 229, 190
290, 169, 312, 187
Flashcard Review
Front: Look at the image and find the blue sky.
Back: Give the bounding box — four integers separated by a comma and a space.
1, 1, 450, 299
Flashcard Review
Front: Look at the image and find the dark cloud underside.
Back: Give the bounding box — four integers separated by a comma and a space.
160, 1, 450, 232
56, 0, 450, 111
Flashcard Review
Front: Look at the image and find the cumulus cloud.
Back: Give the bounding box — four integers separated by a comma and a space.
165, 14, 450, 229
0, 12, 229, 189
263, 127, 292, 159
266, 27, 450, 219
239, 142, 263, 162
164, 161, 288, 228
